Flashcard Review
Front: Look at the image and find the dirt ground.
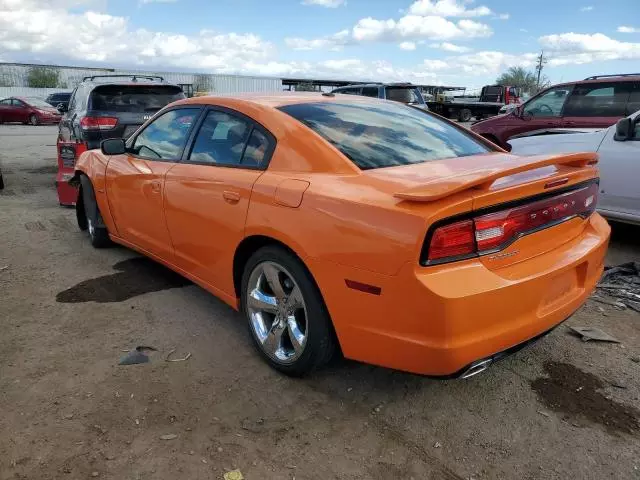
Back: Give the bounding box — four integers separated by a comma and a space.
1, 125, 639, 480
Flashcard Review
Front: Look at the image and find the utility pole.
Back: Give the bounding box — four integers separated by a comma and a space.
535, 51, 547, 91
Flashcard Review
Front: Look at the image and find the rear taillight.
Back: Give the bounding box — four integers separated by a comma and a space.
80, 116, 118, 130
425, 182, 598, 264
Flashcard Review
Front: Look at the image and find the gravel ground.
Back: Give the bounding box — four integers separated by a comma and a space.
1, 125, 639, 480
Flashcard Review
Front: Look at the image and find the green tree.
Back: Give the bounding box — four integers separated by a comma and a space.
496, 66, 547, 95
27, 66, 61, 88
294, 82, 318, 92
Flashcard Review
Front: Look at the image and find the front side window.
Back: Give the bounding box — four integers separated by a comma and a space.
189, 110, 251, 166
523, 86, 571, 117
564, 82, 631, 117
627, 85, 640, 114
131, 108, 199, 160
0, 99, 11, 105
279, 101, 490, 170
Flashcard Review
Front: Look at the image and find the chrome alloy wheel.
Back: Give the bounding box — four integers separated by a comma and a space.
246, 261, 308, 364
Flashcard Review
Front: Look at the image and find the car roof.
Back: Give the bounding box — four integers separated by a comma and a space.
553, 74, 640, 88
174, 92, 389, 109
335, 83, 415, 88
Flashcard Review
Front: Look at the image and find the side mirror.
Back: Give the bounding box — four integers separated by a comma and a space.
101, 138, 126, 155
614, 117, 632, 142
57, 103, 67, 113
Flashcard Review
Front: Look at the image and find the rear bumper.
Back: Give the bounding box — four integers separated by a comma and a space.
311, 214, 610, 376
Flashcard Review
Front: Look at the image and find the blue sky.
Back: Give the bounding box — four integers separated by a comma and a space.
1, 0, 639, 90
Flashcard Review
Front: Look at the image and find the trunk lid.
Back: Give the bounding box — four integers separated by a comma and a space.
365, 152, 600, 269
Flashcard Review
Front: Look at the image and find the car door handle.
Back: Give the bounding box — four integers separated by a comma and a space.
151, 180, 161, 193
223, 190, 241, 203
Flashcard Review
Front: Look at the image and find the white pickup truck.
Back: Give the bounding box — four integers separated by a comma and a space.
509, 111, 640, 225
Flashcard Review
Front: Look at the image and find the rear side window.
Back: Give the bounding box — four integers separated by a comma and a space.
564, 82, 631, 117
132, 108, 199, 160
189, 110, 251, 166
361, 87, 379, 98
385, 87, 422, 104
626, 84, 640, 114
89, 85, 185, 113
279, 102, 489, 170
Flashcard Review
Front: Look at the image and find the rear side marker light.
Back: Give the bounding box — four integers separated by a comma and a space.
345, 279, 382, 296
425, 182, 599, 264
80, 116, 118, 130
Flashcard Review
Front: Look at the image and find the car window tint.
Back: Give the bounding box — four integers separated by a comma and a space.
523, 86, 571, 117
626, 85, 640, 114
89, 85, 185, 113
68, 88, 78, 111
386, 87, 421, 104
279, 101, 489, 170
242, 129, 270, 166
0, 99, 11, 105
361, 87, 379, 98
189, 110, 251, 166
132, 108, 199, 160
12, 99, 25, 107
564, 82, 631, 117
338, 88, 360, 95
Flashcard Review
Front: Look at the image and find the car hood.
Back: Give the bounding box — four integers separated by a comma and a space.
508, 128, 610, 156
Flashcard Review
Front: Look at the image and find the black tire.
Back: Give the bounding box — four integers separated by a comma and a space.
29, 114, 38, 126
79, 175, 111, 248
241, 245, 336, 376
458, 108, 472, 122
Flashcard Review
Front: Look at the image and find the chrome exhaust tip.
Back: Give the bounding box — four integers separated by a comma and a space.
460, 358, 493, 379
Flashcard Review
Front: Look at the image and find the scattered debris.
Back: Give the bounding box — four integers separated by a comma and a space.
594, 262, 640, 312
610, 382, 627, 389
537, 410, 550, 418
0, 265, 8, 272
160, 434, 177, 440
434, 442, 442, 448
569, 326, 620, 343
590, 296, 626, 309
631, 357, 640, 364
91, 472, 99, 477
165, 349, 192, 362
118, 346, 158, 365
223, 470, 244, 480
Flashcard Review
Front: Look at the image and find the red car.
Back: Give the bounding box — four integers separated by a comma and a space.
471, 74, 640, 149
0, 96, 62, 125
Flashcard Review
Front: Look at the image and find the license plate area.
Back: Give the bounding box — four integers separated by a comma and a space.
538, 268, 579, 315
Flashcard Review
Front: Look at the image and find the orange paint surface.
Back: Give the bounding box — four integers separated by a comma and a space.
74, 94, 610, 376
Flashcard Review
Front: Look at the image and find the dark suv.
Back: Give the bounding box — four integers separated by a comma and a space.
331, 83, 429, 110
471, 74, 640, 149
58, 75, 185, 149
46, 92, 72, 111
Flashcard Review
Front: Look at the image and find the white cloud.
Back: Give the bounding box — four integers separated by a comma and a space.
351, 15, 491, 42
618, 26, 639, 33
497, 13, 509, 20
140, 0, 178, 4
539, 32, 640, 65
285, 30, 350, 51
429, 41, 471, 52
580, 6, 593, 11
399, 41, 416, 50
301, 0, 345, 7
408, 0, 492, 17
519, 28, 528, 32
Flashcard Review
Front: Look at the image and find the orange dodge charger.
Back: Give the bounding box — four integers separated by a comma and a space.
71, 93, 610, 378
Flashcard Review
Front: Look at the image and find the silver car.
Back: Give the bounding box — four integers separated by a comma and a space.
509, 110, 640, 225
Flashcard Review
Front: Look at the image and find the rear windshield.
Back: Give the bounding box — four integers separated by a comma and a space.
89, 85, 185, 113
385, 87, 423, 104
279, 101, 489, 170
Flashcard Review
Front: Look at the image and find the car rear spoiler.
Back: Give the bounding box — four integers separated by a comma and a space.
393, 152, 598, 202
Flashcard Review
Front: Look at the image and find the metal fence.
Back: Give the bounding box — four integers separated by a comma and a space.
0, 63, 283, 96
